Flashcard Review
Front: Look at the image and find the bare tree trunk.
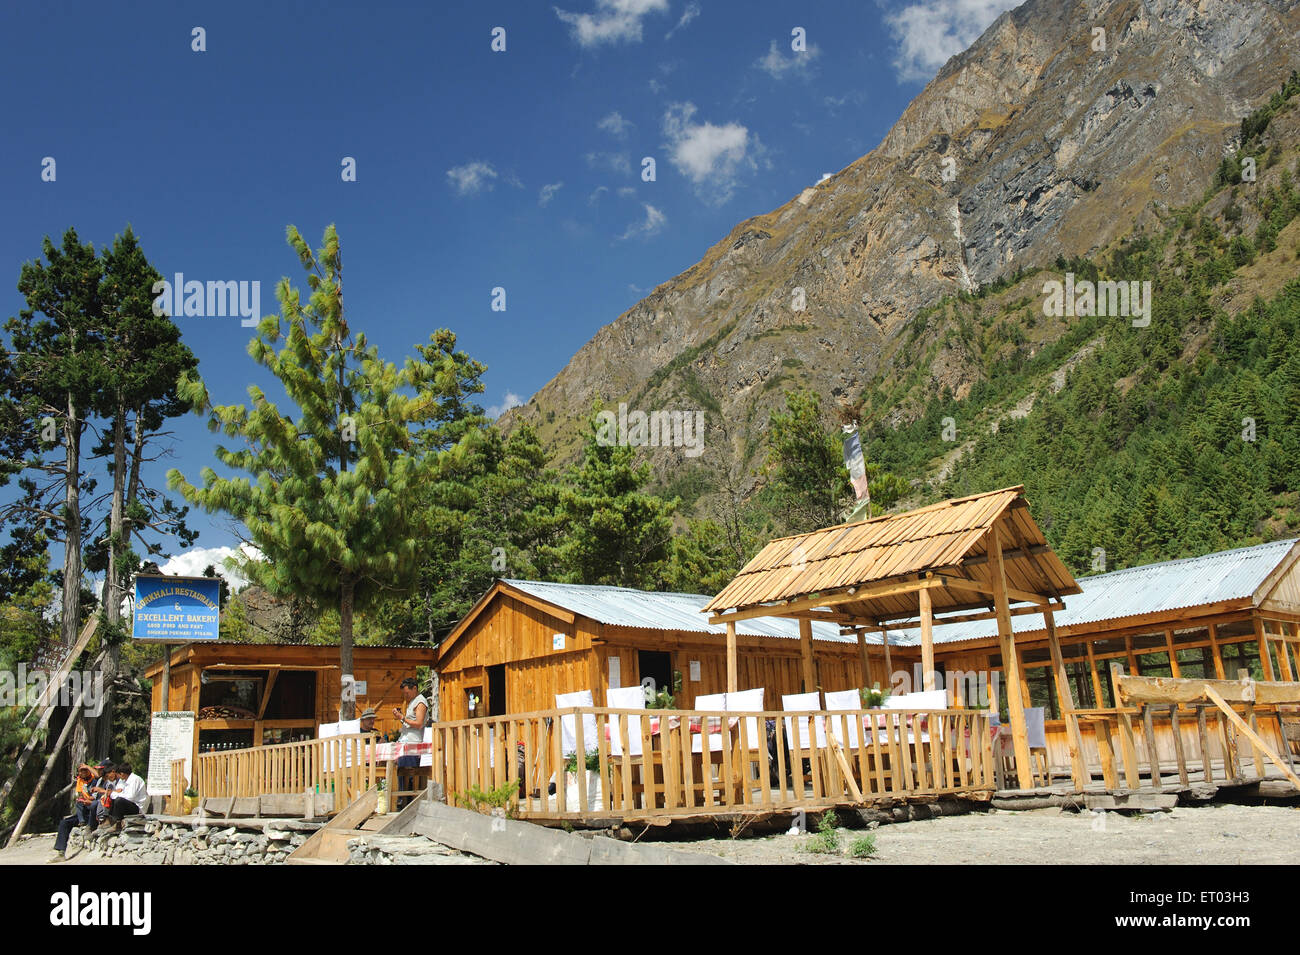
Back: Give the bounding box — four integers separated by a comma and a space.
60, 393, 81, 649
6, 692, 87, 847
339, 575, 356, 720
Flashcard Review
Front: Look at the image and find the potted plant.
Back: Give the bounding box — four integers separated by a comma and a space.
860, 684, 890, 709
563, 749, 603, 810
183, 787, 199, 815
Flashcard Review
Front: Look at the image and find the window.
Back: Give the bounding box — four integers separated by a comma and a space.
1219, 641, 1263, 681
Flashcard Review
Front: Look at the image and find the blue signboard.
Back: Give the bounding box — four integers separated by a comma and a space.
132, 575, 221, 642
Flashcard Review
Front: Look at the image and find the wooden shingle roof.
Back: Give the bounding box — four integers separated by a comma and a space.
704, 486, 1080, 623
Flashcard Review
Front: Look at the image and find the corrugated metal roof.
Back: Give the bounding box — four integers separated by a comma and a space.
887, 538, 1298, 647
503, 579, 855, 644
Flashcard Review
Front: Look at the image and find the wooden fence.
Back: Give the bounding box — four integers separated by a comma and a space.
192, 733, 378, 804
431, 706, 995, 821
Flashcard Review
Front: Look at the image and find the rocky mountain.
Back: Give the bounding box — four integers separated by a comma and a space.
504, 0, 1300, 490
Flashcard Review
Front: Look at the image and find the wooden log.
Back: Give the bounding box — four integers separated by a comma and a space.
799, 618, 816, 694
919, 585, 936, 692
1115, 673, 1300, 707
1168, 705, 1190, 787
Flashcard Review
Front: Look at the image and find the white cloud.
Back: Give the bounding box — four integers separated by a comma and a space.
618, 203, 667, 240
756, 38, 821, 79
598, 111, 634, 138
662, 102, 755, 204
617, 186, 636, 198
157, 544, 262, 592
539, 181, 564, 206
587, 185, 610, 205
487, 391, 525, 418
555, 0, 669, 48
584, 150, 632, 175
648, 77, 666, 95
884, 0, 1009, 83
664, 2, 700, 39
446, 160, 499, 196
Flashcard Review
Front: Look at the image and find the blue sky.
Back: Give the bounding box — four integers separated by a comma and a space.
0, 0, 1011, 579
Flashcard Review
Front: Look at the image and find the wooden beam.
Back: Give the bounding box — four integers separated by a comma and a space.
958, 544, 1052, 569
1164, 630, 1180, 679
726, 621, 737, 694
708, 576, 936, 624
935, 574, 1051, 607
256, 669, 281, 721
1115, 673, 1300, 706
989, 521, 1034, 790
1045, 608, 1088, 791
919, 584, 935, 692
872, 601, 1067, 631
798, 618, 816, 694
882, 627, 893, 687
498, 584, 576, 624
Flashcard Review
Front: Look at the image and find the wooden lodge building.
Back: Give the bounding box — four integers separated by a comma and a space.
435, 579, 862, 721
146, 643, 435, 771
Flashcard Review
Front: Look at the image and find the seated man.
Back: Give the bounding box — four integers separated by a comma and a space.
358, 707, 380, 738
105, 762, 148, 830
48, 764, 98, 863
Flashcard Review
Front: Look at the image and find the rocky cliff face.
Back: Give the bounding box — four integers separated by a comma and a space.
505, 0, 1300, 483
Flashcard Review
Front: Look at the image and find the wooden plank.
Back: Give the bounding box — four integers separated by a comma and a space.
552, 715, 566, 814
1141, 706, 1162, 791
574, 709, 588, 815
618, 714, 634, 811
596, 713, 609, 813
1168, 705, 1190, 787
856, 631, 871, 687
772, 716, 788, 804
827, 728, 863, 802
1204, 686, 1300, 788
1219, 709, 1240, 782
640, 710, 656, 810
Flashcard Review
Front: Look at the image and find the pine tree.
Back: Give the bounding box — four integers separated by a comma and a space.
544, 417, 678, 588
168, 225, 458, 717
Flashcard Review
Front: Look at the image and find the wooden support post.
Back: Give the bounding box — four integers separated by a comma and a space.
919, 584, 936, 693
1208, 623, 1226, 680
1092, 719, 1118, 790
726, 621, 737, 695
1045, 608, 1087, 791
1196, 705, 1213, 783
1086, 640, 1105, 708
162, 649, 172, 711
882, 628, 893, 687
1253, 616, 1276, 682
1238, 668, 1267, 780
1274, 628, 1295, 682
1125, 635, 1139, 676
856, 630, 870, 688
1141, 705, 1162, 791
989, 523, 1033, 790
1164, 630, 1180, 679
1167, 704, 1190, 786
1110, 664, 1140, 790
798, 618, 816, 695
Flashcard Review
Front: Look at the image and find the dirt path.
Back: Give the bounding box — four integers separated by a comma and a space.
0, 834, 122, 866
675, 804, 1300, 865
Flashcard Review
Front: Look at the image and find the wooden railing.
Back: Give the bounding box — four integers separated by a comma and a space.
430, 707, 995, 820
1067, 704, 1290, 791
169, 758, 188, 815
193, 733, 379, 804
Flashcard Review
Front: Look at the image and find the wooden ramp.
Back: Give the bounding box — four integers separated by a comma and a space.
285, 788, 427, 863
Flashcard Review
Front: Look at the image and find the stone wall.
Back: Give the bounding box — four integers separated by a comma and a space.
68, 817, 322, 865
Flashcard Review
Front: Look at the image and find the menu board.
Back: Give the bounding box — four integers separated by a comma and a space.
147, 711, 196, 796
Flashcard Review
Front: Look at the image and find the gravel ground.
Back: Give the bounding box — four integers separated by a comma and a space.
674, 804, 1300, 865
